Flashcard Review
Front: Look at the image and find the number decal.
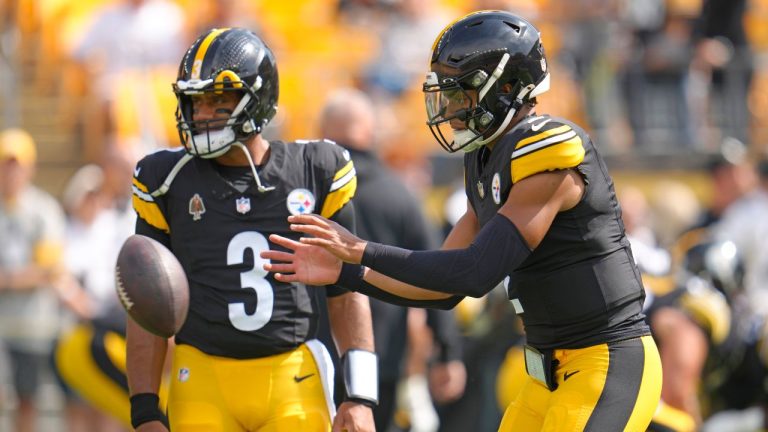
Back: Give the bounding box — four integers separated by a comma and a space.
226, 231, 273, 331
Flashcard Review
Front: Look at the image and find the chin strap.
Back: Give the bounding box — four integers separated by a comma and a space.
152, 153, 194, 198
231, 141, 275, 193
151, 141, 274, 198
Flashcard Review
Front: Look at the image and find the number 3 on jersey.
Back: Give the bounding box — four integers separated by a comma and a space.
227, 231, 274, 331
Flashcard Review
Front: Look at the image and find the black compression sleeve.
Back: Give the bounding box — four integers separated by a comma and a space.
337, 263, 463, 310
361, 214, 531, 297
327, 201, 357, 297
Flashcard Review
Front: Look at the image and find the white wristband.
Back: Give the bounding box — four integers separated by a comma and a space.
342, 349, 379, 405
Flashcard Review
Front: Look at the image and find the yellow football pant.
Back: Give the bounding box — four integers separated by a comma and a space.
54, 323, 169, 428
499, 335, 662, 432
168, 342, 334, 432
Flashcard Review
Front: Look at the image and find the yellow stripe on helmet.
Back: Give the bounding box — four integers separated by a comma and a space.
191, 28, 230, 80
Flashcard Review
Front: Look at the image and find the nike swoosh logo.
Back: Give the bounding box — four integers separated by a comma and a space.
531, 119, 551, 131
294, 373, 315, 383
134, 167, 142, 177
563, 370, 580, 381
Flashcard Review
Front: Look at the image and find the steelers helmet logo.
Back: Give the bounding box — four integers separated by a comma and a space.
287, 188, 316, 215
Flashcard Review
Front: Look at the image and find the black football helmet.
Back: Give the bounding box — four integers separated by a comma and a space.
424, 11, 550, 153
174, 28, 279, 158
682, 240, 745, 298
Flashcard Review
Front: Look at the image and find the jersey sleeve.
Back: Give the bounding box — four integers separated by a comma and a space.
509, 120, 586, 183
131, 150, 183, 239
308, 140, 358, 219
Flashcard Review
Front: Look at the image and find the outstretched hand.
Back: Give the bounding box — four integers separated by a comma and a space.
261, 234, 343, 286
287, 214, 368, 264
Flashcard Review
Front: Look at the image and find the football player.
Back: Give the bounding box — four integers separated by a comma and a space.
641, 239, 739, 432
261, 11, 662, 431
126, 28, 376, 432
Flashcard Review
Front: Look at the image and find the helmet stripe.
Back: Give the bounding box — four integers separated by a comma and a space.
191, 28, 229, 80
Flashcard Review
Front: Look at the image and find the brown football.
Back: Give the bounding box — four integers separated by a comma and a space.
115, 234, 189, 338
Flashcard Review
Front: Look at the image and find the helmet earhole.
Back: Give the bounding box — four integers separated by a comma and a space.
479, 113, 494, 126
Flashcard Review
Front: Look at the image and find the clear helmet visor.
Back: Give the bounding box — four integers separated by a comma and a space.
423, 73, 488, 152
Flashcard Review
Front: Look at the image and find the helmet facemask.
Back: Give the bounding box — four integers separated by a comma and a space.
174, 74, 264, 159
424, 68, 496, 153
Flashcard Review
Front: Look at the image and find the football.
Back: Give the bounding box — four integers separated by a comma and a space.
115, 234, 189, 338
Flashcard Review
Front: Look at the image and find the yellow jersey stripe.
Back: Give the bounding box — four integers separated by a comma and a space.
516, 125, 572, 149
510, 136, 584, 183
331, 166, 356, 192
132, 195, 170, 233
321, 177, 357, 218
192, 28, 228, 79
512, 130, 577, 160
132, 178, 149, 194
333, 160, 355, 181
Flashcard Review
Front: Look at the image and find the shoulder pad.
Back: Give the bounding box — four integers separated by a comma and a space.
294, 138, 337, 146
301, 139, 353, 174
507, 116, 586, 183
298, 140, 356, 218
133, 147, 187, 194
132, 148, 187, 234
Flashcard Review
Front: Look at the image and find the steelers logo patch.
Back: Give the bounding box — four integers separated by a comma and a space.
287, 188, 316, 215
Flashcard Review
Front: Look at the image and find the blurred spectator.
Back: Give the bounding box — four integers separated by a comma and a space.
691, 0, 753, 146
0, 128, 67, 432
558, 0, 629, 149
186, 0, 262, 43
319, 88, 465, 432
361, 0, 451, 98
53, 146, 144, 431
645, 239, 741, 430
648, 179, 701, 248
70, 0, 186, 103
620, 185, 672, 276
712, 155, 768, 314
624, 0, 699, 149
69, 0, 186, 151
60, 145, 138, 324
691, 138, 757, 230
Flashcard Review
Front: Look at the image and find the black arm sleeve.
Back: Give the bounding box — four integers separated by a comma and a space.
326, 201, 357, 297
361, 214, 531, 297
337, 263, 463, 310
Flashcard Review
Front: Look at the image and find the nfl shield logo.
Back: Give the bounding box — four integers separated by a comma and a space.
178, 367, 190, 382
236, 197, 251, 214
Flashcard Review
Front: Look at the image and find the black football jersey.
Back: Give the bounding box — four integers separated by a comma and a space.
464, 114, 649, 350
131, 140, 357, 359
